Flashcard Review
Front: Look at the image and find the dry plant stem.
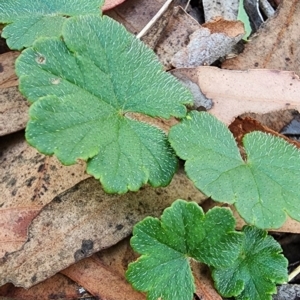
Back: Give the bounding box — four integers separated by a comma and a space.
259, 0, 275, 17
288, 264, 300, 282
136, 0, 174, 39
184, 0, 191, 11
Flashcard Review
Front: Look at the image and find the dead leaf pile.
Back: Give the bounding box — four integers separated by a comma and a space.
1, 0, 300, 299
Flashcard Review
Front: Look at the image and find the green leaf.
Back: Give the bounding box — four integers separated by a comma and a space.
212, 226, 288, 300
16, 15, 193, 193
168, 111, 300, 229
237, 0, 252, 40
0, 0, 104, 50
126, 199, 243, 300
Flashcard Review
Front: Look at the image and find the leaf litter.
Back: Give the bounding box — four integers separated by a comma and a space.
1, 0, 300, 298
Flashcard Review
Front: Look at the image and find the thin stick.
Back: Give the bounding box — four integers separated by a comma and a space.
184, 0, 191, 11
288, 264, 300, 282
136, 0, 174, 39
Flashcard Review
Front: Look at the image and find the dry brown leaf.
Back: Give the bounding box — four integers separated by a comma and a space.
0, 52, 29, 136
202, 0, 239, 22
239, 110, 297, 133
62, 254, 145, 300
171, 19, 244, 68
191, 261, 222, 300
96, 237, 137, 278
222, 0, 300, 76
0, 170, 206, 288
202, 17, 245, 37
0, 132, 89, 257
0, 87, 29, 136
229, 116, 300, 149
171, 67, 300, 125
105, 0, 167, 34
0, 274, 80, 300
153, 6, 201, 70
0, 52, 19, 89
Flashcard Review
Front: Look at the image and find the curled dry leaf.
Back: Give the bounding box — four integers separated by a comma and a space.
0, 132, 89, 257
171, 18, 244, 68
0, 171, 206, 288
222, 0, 300, 76
171, 67, 300, 125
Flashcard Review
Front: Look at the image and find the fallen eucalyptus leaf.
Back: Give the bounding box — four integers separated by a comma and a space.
0, 132, 89, 257
171, 67, 300, 125
0, 171, 206, 288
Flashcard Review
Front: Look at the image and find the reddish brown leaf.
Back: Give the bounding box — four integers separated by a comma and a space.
0, 274, 80, 300
62, 254, 145, 300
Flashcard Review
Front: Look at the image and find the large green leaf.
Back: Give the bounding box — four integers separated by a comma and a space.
126, 199, 243, 300
16, 15, 193, 193
212, 226, 288, 300
168, 111, 300, 229
0, 0, 104, 50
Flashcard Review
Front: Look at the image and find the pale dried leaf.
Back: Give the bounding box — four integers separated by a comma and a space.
0, 132, 89, 257
202, 0, 239, 22
62, 254, 145, 300
0, 171, 206, 288
171, 67, 300, 125
171, 19, 244, 68
222, 0, 300, 76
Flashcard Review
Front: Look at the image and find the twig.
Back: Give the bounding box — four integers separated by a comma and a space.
136, 0, 174, 39
184, 0, 191, 11
288, 264, 300, 282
